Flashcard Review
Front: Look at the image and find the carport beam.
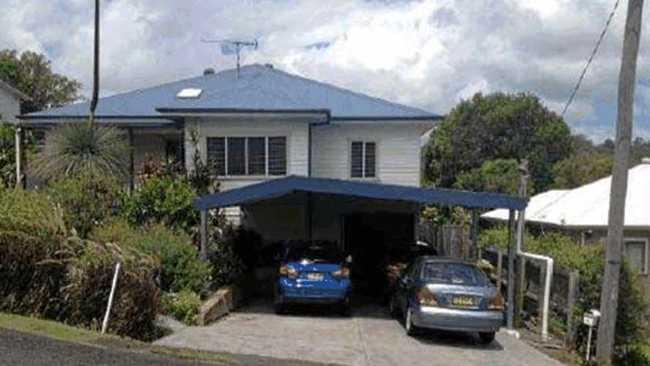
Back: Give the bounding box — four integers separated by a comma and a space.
200, 209, 208, 260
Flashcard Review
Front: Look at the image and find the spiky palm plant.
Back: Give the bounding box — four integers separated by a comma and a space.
31, 122, 129, 180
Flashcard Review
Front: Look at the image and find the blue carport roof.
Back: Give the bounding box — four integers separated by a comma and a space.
195, 176, 527, 211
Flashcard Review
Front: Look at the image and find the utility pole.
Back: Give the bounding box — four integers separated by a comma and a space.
514, 160, 529, 328
89, 0, 100, 126
596, 0, 644, 364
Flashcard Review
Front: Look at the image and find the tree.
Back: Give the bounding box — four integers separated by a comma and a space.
30, 122, 129, 181
552, 152, 613, 189
0, 49, 81, 113
0, 123, 17, 187
424, 92, 573, 193
454, 159, 530, 196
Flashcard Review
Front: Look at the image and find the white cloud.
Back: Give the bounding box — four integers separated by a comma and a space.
1, 0, 649, 141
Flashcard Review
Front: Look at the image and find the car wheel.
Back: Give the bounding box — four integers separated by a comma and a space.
478, 331, 496, 345
405, 306, 418, 337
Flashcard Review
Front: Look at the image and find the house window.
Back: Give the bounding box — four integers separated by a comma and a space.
268, 137, 287, 176
624, 239, 648, 274
350, 141, 376, 178
206, 136, 287, 177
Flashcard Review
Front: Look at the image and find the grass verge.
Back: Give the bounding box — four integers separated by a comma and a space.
0, 312, 235, 364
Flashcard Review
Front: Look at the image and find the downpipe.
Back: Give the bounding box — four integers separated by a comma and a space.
516, 208, 553, 342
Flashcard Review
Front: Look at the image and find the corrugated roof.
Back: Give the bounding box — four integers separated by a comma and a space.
482, 162, 650, 228
21, 64, 440, 123
195, 175, 527, 211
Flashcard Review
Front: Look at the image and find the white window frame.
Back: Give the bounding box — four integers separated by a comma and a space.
623, 237, 649, 275
208, 136, 287, 178
349, 140, 378, 179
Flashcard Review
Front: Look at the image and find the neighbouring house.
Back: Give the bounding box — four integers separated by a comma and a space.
20, 64, 526, 284
0, 79, 29, 123
482, 160, 650, 290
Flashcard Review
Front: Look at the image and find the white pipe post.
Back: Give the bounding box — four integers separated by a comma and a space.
14, 126, 22, 188
516, 208, 553, 342
101, 262, 121, 334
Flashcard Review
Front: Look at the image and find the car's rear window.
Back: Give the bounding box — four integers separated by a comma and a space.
286, 245, 343, 263
420, 262, 489, 286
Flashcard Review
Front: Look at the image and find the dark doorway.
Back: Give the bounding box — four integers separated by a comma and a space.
343, 212, 415, 300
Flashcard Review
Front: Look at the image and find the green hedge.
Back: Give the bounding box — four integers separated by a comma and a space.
480, 226, 647, 364
161, 290, 202, 326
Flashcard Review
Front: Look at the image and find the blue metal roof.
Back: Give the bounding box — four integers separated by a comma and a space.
21, 64, 440, 123
195, 176, 527, 211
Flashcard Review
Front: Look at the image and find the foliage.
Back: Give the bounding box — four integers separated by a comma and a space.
187, 126, 219, 195
92, 220, 211, 293
47, 174, 121, 238
31, 123, 129, 181
0, 188, 68, 317
221, 226, 263, 271
424, 92, 573, 193
161, 290, 202, 326
0, 189, 160, 341
480, 226, 647, 364
552, 152, 613, 189
207, 234, 246, 289
0, 123, 16, 187
120, 172, 199, 235
0, 49, 81, 114
454, 159, 530, 196
63, 237, 161, 341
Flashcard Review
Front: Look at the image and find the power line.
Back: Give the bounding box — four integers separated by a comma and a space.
561, 0, 621, 117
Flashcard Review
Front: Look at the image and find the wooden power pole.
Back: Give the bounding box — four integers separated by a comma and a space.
596, 0, 644, 363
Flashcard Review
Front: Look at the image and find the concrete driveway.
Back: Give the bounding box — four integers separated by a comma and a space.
155, 301, 563, 366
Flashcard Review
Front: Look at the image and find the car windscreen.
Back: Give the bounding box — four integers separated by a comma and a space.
420, 262, 489, 286
286, 246, 343, 263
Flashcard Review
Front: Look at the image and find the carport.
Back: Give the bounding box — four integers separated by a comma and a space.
195, 176, 527, 320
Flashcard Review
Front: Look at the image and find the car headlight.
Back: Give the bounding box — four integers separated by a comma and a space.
488, 294, 505, 310
333, 267, 350, 279
279, 265, 298, 279
416, 288, 439, 307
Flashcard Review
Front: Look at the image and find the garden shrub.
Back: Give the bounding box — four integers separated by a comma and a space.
0, 189, 161, 341
63, 238, 161, 341
120, 173, 199, 235
161, 290, 202, 326
47, 173, 121, 238
480, 226, 648, 364
207, 235, 245, 289
221, 226, 262, 270
0, 188, 69, 317
92, 220, 211, 293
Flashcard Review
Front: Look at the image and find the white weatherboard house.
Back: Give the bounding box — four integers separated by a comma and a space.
21, 64, 525, 259
0, 79, 29, 123
483, 160, 650, 278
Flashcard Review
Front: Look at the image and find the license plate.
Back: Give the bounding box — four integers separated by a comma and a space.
451, 296, 475, 308
307, 273, 324, 281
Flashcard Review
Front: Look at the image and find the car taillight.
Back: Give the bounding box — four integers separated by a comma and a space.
488, 294, 505, 310
416, 288, 438, 307
333, 267, 350, 279
279, 265, 298, 279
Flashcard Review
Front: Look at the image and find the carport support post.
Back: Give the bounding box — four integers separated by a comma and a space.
506, 209, 516, 330
200, 209, 208, 260
470, 210, 480, 260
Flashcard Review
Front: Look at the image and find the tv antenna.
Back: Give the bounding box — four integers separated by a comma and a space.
201, 38, 258, 78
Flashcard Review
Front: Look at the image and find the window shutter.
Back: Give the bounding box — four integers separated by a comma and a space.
350, 141, 363, 178
268, 137, 287, 175
364, 142, 376, 178
206, 137, 225, 175
247, 137, 266, 175
227, 137, 246, 175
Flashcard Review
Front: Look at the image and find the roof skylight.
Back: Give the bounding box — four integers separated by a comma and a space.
177, 88, 203, 99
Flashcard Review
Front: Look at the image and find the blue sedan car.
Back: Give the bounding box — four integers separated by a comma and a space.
389, 257, 504, 344
274, 243, 352, 315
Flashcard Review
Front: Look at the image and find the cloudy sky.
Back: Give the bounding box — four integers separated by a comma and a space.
2, 0, 649, 141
